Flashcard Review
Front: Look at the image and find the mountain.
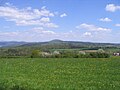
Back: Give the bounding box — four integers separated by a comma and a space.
49, 39, 63, 43
17, 39, 120, 50
0, 41, 28, 47
0, 40, 120, 49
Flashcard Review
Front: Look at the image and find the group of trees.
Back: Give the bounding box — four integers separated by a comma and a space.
0, 48, 31, 58
0, 48, 110, 58
31, 50, 110, 58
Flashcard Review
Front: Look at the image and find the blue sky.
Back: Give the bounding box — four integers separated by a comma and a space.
0, 0, 120, 43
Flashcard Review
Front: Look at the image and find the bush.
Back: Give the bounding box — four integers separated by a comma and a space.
31, 50, 41, 58
30, 50, 110, 58
89, 52, 110, 58
61, 51, 78, 58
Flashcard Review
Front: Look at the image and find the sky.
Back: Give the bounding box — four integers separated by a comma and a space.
0, 0, 120, 43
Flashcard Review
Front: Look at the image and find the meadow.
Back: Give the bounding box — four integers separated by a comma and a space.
0, 57, 120, 90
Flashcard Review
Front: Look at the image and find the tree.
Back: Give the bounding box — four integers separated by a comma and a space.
31, 50, 40, 58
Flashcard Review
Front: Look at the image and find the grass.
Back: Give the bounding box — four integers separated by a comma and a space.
0, 57, 120, 90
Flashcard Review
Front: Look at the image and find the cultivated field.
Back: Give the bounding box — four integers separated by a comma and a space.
0, 57, 120, 90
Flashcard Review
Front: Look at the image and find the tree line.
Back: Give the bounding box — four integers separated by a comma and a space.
0, 47, 110, 58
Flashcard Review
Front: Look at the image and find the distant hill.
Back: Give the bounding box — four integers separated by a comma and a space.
49, 39, 63, 43
0, 40, 120, 49
17, 39, 120, 50
0, 41, 28, 47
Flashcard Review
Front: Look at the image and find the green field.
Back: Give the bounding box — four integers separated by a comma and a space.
0, 57, 120, 90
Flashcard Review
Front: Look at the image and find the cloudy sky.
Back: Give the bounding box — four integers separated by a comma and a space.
0, 0, 120, 43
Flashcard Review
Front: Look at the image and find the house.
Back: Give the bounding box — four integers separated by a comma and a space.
53, 51, 60, 55
113, 52, 120, 56
79, 51, 86, 54
41, 52, 52, 57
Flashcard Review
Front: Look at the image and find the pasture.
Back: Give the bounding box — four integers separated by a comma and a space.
0, 57, 120, 90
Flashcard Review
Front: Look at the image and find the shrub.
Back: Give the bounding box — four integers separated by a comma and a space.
89, 52, 110, 58
31, 50, 41, 58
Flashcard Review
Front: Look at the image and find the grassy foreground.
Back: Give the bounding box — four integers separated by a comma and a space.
0, 57, 120, 90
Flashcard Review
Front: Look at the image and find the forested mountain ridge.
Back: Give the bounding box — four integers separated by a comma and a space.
18, 39, 120, 49
0, 40, 120, 49
0, 40, 119, 58
0, 41, 27, 47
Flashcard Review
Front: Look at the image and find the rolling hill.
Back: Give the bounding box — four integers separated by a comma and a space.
17, 39, 120, 50
0, 41, 28, 47
0, 40, 120, 49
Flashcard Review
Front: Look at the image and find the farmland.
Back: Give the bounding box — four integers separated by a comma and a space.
0, 57, 120, 90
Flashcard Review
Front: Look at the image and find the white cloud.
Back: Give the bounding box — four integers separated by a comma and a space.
83, 32, 92, 37
99, 17, 112, 22
0, 31, 19, 37
32, 27, 56, 34
0, 27, 57, 41
40, 17, 50, 22
60, 13, 67, 17
45, 23, 58, 28
76, 23, 111, 32
106, 4, 120, 12
0, 27, 118, 43
115, 24, 120, 27
11, 19, 58, 28
26, 7, 32, 10
0, 4, 58, 28
5, 2, 13, 6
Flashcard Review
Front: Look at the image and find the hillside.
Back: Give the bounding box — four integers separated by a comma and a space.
0, 41, 28, 47
0, 40, 120, 51
18, 39, 120, 50
0, 40, 120, 58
